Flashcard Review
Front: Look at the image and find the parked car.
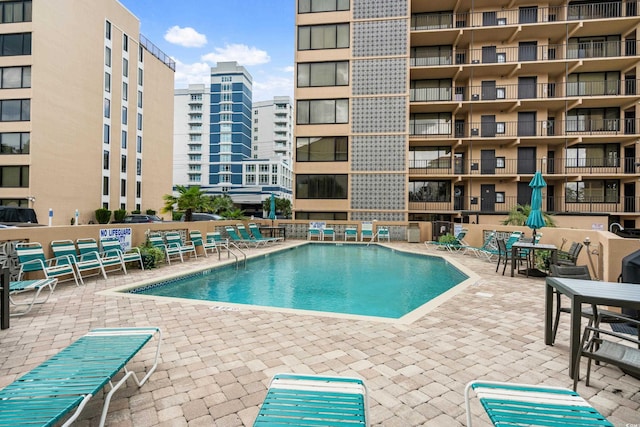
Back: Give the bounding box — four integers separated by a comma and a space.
118, 214, 163, 224
180, 212, 225, 222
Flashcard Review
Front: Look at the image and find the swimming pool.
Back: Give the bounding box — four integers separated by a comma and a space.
128, 244, 469, 320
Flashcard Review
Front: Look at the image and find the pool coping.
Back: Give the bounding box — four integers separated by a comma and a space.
98, 241, 481, 325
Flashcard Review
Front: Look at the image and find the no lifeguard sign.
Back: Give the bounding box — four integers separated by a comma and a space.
100, 228, 133, 251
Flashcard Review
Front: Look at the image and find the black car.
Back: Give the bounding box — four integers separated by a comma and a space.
180, 212, 225, 222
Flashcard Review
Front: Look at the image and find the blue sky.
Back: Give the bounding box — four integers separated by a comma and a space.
119, 0, 295, 102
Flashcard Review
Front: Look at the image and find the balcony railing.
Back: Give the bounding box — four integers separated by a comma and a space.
409, 157, 638, 176
411, 1, 639, 31
410, 80, 639, 102
140, 34, 176, 71
411, 40, 639, 67
409, 118, 640, 138
409, 195, 636, 214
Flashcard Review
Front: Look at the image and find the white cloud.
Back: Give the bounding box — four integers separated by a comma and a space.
201, 44, 270, 66
164, 26, 207, 48
173, 59, 210, 88
253, 75, 294, 102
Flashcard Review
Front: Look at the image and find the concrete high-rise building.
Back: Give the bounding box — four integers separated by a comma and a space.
0, 0, 174, 225
294, 0, 640, 229
252, 96, 294, 161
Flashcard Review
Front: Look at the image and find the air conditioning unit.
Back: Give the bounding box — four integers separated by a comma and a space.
471, 128, 479, 136
471, 94, 480, 101
472, 59, 480, 64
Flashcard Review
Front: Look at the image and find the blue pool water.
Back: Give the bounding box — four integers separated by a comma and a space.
130, 244, 468, 319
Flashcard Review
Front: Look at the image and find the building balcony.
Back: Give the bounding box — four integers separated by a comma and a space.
409, 157, 639, 177
409, 118, 640, 140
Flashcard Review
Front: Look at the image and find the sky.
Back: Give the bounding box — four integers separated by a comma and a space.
118, 0, 295, 102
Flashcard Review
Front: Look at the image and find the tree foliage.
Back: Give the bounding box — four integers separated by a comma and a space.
162, 186, 213, 221
502, 204, 556, 227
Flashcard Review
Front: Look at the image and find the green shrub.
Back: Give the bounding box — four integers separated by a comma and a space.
113, 209, 127, 223
145, 209, 156, 215
172, 211, 182, 221
138, 240, 165, 269
438, 234, 457, 244
95, 208, 112, 224
131, 209, 141, 214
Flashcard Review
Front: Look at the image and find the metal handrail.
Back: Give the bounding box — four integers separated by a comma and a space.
227, 241, 246, 269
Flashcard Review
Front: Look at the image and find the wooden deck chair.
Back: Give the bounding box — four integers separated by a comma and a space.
165, 232, 197, 260
76, 238, 127, 276
100, 237, 144, 270
16, 242, 80, 286
149, 234, 183, 264
8, 278, 57, 317
51, 240, 107, 284
0, 327, 161, 427
253, 373, 369, 426
465, 380, 612, 426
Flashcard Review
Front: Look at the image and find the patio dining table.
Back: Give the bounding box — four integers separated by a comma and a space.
544, 277, 640, 379
510, 242, 557, 277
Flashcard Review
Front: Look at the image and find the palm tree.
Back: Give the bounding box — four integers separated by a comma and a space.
162, 186, 213, 221
502, 204, 555, 227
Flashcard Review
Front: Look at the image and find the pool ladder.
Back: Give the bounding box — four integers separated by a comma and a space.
227, 241, 247, 269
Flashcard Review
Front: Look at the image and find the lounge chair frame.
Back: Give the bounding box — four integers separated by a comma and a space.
100, 237, 144, 270
8, 278, 57, 316
77, 237, 127, 276
16, 242, 80, 286
51, 239, 108, 284
249, 223, 282, 243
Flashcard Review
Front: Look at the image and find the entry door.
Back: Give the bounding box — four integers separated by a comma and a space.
481, 149, 496, 174
482, 80, 497, 100
518, 76, 537, 99
625, 109, 636, 134
454, 186, 465, 210
483, 11, 497, 26
625, 182, 636, 212
519, 6, 538, 23
481, 115, 496, 137
517, 182, 532, 206
517, 147, 537, 174
518, 111, 537, 136
518, 41, 538, 61
625, 146, 636, 173
547, 185, 555, 211
482, 46, 497, 63
481, 184, 496, 212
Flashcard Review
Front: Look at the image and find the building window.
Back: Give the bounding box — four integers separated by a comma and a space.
246, 164, 256, 173
137, 113, 142, 130
139, 45, 143, 62
409, 181, 451, 202
103, 176, 109, 195
409, 146, 451, 169
121, 179, 126, 197
0, 132, 29, 154
496, 192, 505, 203
496, 157, 506, 168
409, 113, 452, 135
298, 0, 349, 13
122, 82, 128, 101
104, 72, 111, 93
567, 107, 620, 132
122, 106, 127, 124
105, 46, 111, 67
122, 58, 128, 77
296, 136, 348, 161
298, 61, 349, 87
0, 99, 29, 121
0, 165, 28, 187
105, 20, 111, 40
0, 66, 30, 88
260, 164, 269, 172
136, 181, 141, 198
221, 76, 231, 82
567, 71, 621, 96
0, 33, 31, 56
121, 155, 126, 173
566, 144, 619, 167
296, 174, 348, 199
136, 158, 141, 176
103, 150, 109, 169
298, 24, 350, 50
138, 90, 143, 108
259, 174, 269, 184
272, 175, 278, 185
566, 180, 619, 203
103, 124, 110, 144
123, 34, 128, 52
104, 98, 110, 118
136, 136, 142, 153
1, 1, 32, 23
297, 99, 348, 124
410, 79, 452, 101
138, 68, 143, 86
121, 130, 127, 149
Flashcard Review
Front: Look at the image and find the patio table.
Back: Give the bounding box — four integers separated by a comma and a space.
511, 242, 557, 277
544, 277, 640, 379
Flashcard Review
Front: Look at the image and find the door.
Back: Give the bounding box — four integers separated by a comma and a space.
454, 151, 465, 174
517, 147, 537, 174
481, 184, 496, 212
625, 146, 636, 173
518, 76, 537, 99
547, 150, 555, 174
483, 11, 497, 26
547, 185, 555, 211
625, 109, 636, 134
625, 182, 636, 212
518, 111, 537, 136
454, 185, 465, 210
518, 41, 538, 61
482, 46, 497, 63
482, 81, 497, 100
455, 119, 465, 138
481, 115, 496, 137
517, 182, 532, 206
481, 149, 496, 174
519, 6, 538, 23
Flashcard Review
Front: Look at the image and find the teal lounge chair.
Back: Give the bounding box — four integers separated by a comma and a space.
8, 278, 57, 317
322, 227, 335, 240
51, 239, 107, 283
165, 232, 197, 260
249, 223, 282, 243
465, 381, 613, 427
377, 226, 390, 242
0, 327, 162, 427
16, 242, 80, 286
189, 230, 219, 257
344, 227, 358, 241
76, 238, 127, 276
100, 237, 144, 270
425, 229, 468, 251
149, 234, 183, 264
237, 224, 270, 246
253, 373, 369, 426
361, 221, 374, 242
225, 226, 260, 248
464, 231, 498, 261
308, 224, 323, 241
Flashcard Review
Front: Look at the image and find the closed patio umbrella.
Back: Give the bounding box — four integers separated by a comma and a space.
269, 194, 276, 226
525, 171, 547, 240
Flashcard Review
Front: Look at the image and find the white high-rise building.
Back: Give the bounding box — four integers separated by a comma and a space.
252, 96, 294, 161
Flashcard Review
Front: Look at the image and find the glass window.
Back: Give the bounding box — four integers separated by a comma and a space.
299, 0, 349, 13
298, 24, 350, 50
1, 66, 30, 88
103, 150, 109, 169
121, 155, 126, 172
409, 146, 451, 168
0, 165, 28, 187
136, 136, 142, 153
121, 130, 127, 148
296, 174, 348, 199
137, 113, 142, 130
136, 158, 141, 175
104, 98, 110, 118
138, 68, 143, 86
408, 181, 451, 202
103, 176, 109, 196
0, 99, 29, 121
123, 34, 128, 52
1, 33, 30, 56
104, 72, 111, 92
105, 46, 111, 67
297, 99, 349, 124
105, 20, 111, 40
0, 132, 29, 154
1, 1, 32, 23
297, 61, 349, 87
409, 113, 452, 135
121, 179, 126, 196
122, 106, 127, 124
565, 180, 618, 203
123, 58, 128, 77
297, 136, 348, 161
138, 90, 142, 108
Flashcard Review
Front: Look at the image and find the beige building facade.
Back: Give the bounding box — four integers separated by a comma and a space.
294, 0, 640, 230
0, 0, 174, 225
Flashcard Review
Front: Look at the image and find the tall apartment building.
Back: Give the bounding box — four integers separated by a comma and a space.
174, 67, 292, 210
294, 0, 640, 229
0, 0, 174, 225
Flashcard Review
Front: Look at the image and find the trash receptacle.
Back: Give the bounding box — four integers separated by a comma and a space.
407, 222, 420, 243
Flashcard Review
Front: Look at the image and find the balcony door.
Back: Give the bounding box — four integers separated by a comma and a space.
517, 147, 537, 174
481, 184, 496, 212
519, 6, 538, 23
625, 182, 636, 212
517, 182, 532, 206
518, 41, 537, 61
518, 111, 537, 136
481, 115, 496, 137
481, 149, 496, 174
518, 76, 537, 99
482, 80, 497, 100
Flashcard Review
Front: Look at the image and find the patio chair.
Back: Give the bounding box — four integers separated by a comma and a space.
205, 231, 231, 258
149, 234, 183, 264
189, 230, 218, 257
425, 229, 468, 251
16, 242, 80, 286
165, 232, 197, 260
361, 222, 374, 242
464, 380, 613, 427
51, 239, 109, 283
463, 231, 498, 261
225, 226, 260, 248
0, 327, 161, 427
377, 226, 390, 242
322, 227, 336, 241
555, 241, 583, 266
253, 373, 369, 426
8, 278, 57, 317
308, 223, 323, 241
574, 311, 640, 391
100, 237, 144, 270
237, 224, 269, 246
344, 227, 358, 241
76, 238, 127, 276
249, 223, 282, 243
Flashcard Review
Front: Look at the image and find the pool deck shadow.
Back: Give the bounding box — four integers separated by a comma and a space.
1, 240, 638, 426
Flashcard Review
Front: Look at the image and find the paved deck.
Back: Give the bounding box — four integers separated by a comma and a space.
1, 241, 638, 426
